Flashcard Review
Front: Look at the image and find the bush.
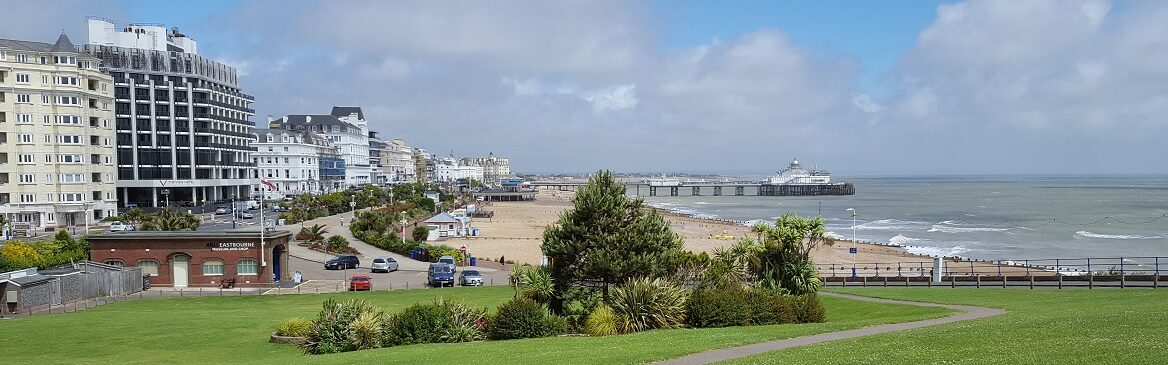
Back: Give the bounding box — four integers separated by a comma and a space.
488, 297, 564, 340
428, 245, 463, 263
275, 318, 312, 337
303, 299, 383, 354
581, 303, 618, 336
792, 293, 826, 323
347, 311, 384, 350
327, 235, 349, 250
747, 289, 797, 325
441, 299, 488, 343
685, 288, 751, 328
383, 302, 453, 346
608, 277, 688, 333
412, 225, 430, 242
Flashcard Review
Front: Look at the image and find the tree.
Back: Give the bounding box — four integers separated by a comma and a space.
741, 213, 832, 294
411, 226, 429, 242
541, 170, 684, 312
139, 209, 201, 231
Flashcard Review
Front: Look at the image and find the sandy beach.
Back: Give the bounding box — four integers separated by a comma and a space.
446, 190, 1037, 276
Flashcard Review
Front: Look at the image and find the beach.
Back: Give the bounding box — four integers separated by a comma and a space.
444, 190, 1030, 276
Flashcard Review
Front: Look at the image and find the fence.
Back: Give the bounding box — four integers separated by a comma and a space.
77, 266, 144, 298
819, 256, 1166, 289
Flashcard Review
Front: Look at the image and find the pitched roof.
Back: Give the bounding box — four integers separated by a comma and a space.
330, 106, 365, 120
8, 274, 53, 287
0, 38, 54, 52
276, 114, 357, 129
51, 33, 75, 52
425, 212, 459, 223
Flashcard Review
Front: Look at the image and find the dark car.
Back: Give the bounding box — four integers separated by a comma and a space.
427, 263, 455, 287
325, 255, 360, 270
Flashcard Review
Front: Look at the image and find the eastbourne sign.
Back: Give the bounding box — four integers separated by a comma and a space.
208, 242, 256, 251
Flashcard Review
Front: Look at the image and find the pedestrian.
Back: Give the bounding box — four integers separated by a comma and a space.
339, 217, 344, 227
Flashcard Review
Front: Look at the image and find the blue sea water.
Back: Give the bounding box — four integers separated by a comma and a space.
639, 176, 1168, 261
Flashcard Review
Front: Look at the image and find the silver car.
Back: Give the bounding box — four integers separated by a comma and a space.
458, 270, 484, 286
370, 257, 399, 273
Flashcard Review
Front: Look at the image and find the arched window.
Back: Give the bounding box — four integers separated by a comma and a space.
103, 259, 125, 267
202, 260, 224, 276
237, 259, 258, 276
137, 260, 159, 276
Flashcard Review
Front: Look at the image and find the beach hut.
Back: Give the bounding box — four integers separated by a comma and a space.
424, 212, 463, 241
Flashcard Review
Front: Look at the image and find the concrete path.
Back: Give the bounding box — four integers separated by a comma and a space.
656, 292, 1006, 365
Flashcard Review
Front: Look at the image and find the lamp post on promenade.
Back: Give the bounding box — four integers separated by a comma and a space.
847, 208, 857, 278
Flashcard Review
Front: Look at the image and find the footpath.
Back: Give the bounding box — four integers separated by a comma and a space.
656, 292, 1006, 365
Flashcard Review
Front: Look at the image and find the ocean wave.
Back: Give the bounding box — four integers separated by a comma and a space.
824, 231, 846, 240
903, 245, 970, 257
927, 225, 1009, 233
854, 219, 932, 231
1074, 231, 1164, 240
888, 234, 928, 246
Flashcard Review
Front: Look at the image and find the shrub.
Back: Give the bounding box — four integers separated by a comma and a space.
383, 302, 453, 346
412, 226, 430, 242
347, 311, 384, 350
428, 245, 463, 263
488, 297, 563, 340
327, 235, 350, 251
608, 277, 688, 333
512, 266, 554, 304
581, 303, 618, 336
303, 299, 382, 354
792, 293, 826, 323
685, 288, 750, 328
746, 289, 797, 325
275, 318, 312, 337
441, 299, 487, 342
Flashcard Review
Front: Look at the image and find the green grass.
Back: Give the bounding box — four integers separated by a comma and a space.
0, 287, 951, 364
722, 288, 1168, 365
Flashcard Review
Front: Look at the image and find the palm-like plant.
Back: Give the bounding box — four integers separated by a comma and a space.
300, 224, 328, 245
607, 277, 687, 333
139, 209, 201, 231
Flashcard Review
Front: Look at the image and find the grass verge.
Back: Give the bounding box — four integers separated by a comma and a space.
0, 287, 952, 364
721, 288, 1168, 364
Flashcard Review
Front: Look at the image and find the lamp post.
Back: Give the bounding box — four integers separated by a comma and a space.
847, 208, 857, 278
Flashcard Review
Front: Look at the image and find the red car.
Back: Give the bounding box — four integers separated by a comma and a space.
349, 275, 372, 291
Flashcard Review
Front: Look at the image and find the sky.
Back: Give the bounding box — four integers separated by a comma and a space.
3, 0, 1166, 176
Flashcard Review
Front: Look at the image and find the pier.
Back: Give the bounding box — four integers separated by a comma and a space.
527, 181, 855, 197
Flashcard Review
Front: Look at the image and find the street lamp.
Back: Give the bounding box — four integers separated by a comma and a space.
846, 208, 857, 278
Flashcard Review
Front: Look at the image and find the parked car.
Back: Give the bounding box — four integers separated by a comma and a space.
108, 221, 134, 232
349, 275, 372, 291
325, 255, 360, 270
437, 255, 457, 269
458, 270, 484, 286
371, 257, 399, 273
236, 211, 254, 219
427, 263, 455, 287
214, 207, 228, 214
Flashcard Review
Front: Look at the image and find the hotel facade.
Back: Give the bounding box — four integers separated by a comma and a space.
0, 34, 119, 231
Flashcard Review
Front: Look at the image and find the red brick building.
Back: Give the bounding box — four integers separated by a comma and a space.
88, 230, 292, 288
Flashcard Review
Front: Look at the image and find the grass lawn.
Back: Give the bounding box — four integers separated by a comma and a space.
0, 287, 951, 364
721, 288, 1168, 365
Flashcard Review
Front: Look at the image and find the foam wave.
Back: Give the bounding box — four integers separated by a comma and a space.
854, 219, 932, 231
903, 245, 970, 257
928, 221, 1009, 233
888, 234, 928, 246
1074, 231, 1164, 240
824, 231, 846, 240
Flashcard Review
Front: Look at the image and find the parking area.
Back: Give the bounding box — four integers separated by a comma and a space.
285, 256, 512, 291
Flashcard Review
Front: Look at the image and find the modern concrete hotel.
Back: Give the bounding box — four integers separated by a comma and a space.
0, 34, 119, 231
81, 18, 257, 207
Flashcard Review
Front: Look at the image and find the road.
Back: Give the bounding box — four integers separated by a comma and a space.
285, 256, 512, 291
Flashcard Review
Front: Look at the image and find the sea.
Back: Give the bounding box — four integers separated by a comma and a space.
638, 176, 1168, 261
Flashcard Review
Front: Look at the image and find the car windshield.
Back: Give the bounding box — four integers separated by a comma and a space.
373, 259, 386, 263
351, 277, 369, 282
463, 270, 480, 276
331, 256, 347, 261
432, 266, 451, 273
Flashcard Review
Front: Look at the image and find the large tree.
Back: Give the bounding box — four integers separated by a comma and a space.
541, 170, 684, 312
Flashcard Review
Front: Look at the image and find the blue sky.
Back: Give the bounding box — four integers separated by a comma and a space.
3, 0, 1166, 175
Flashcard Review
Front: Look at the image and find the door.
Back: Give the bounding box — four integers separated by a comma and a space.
172, 254, 190, 287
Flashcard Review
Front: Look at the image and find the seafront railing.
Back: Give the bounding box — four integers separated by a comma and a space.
818, 256, 1165, 289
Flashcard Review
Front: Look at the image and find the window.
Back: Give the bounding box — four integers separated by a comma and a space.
15, 73, 29, 83
58, 154, 83, 163
137, 260, 159, 276
59, 174, 84, 183
103, 260, 125, 268
56, 76, 79, 85
16, 54, 28, 63
237, 259, 258, 276
18, 154, 34, 163
59, 135, 81, 144
19, 174, 34, 183
59, 193, 83, 202
56, 96, 80, 105
41, 95, 50, 104
203, 260, 224, 276
17, 94, 30, 103
42, 75, 49, 84
17, 114, 32, 124
19, 194, 35, 203
56, 115, 81, 124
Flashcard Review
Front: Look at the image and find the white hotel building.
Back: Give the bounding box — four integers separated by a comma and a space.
434, 157, 484, 183
269, 107, 372, 187
0, 34, 119, 231
251, 128, 341, 199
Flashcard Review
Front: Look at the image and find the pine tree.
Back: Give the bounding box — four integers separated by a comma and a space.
541, 170, 684, 312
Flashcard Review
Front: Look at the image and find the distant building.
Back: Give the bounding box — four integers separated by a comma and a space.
413, 148, 434, 184
269, 106, 371, 187
0, 34, 119, 229
251, 129, 338, 199
382, 139, 415, 185
82, 17, 257, 207
460, 152, 510, 186
368, 131, 386, 185
435, 157, 484, 183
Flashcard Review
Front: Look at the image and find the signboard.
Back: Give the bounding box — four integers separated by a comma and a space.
12, 222, 31, 238
208, 242, 256, 251
848, 247, 858, 254
161, 189, 170, 195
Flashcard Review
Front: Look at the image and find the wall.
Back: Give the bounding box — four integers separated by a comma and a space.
89, 235, 291, 287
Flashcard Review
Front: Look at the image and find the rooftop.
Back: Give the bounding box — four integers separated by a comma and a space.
87, 230, 292, 241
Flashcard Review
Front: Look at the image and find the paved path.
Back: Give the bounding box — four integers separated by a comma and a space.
656, 292, 1006, 365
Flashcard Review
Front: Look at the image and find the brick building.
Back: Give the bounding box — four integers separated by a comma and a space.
88, 230, 291, 288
